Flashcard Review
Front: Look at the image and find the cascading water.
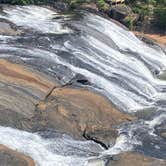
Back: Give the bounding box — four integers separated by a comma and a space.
0, 5, 166, 165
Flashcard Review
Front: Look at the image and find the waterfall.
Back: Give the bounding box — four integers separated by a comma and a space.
0, 5, 166, 165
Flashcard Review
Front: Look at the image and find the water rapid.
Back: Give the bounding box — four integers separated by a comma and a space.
0, 5, 166, 165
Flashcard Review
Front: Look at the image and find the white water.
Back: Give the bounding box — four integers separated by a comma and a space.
1, 6, 166, 112
0, 126, 104, 166
0, 6, 71, 34
0, 5, 166, 165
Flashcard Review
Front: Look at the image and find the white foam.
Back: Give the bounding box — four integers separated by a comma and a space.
0, 126, 104, 166
0, 7, 166, 163
101, 133, 142, 156
0, 6, 71, 34
1, 7, 166, 113
145, 113, 166, 129
86, 13, 166, 70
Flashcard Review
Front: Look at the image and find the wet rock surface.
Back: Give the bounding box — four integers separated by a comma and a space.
156, 123, 166, 139
0, 145, 35, 166
0, 59, 57, 130
0, 59, 136, 165
107, 152, 166, 166
0, 19, 21, 35
37, 87, 135, 148
0, 59, 135, 149
0, 4, 166, 166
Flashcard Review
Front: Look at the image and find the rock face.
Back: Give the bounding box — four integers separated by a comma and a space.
0, 19, 21, 35
0, 145, 35, 166
0, 59, 57, 131
109, 5, 131, 21
0, 59, 135, 148
107, 152, 166, 166
37, 87, 135, 148
109, 4, 138, 28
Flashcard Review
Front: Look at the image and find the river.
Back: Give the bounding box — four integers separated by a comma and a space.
0, 5, 166, 166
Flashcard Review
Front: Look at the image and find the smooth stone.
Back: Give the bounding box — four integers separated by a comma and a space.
0, 144, 35, 166
37, 87, 136, 147
0, 59, 57, 131
107, 152, 166, 166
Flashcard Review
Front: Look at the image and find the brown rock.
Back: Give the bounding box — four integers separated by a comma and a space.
0, 59, 135, 148
0, 60, 56, 96
37, 87, 135, 147
0, 144, 35, 166
0, 59, 57, 130
134, 31, 166, 46
107, 152, 166, 166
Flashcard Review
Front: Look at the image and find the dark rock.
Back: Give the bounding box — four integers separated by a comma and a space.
109, 5, 132, 22
53, 1, 69, 11
72, 74, 91, 86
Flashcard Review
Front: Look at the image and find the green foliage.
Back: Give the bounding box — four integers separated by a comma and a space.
154, 5, 166, 29
64, 0, 91, 9
0, 0, 165, 31
97, 0, 109, 11
0, 0, 48, 5
155, 0, 166, 5
124, 15, 134, 29
127, 0, 166, 30
11, 0, 34, 5
1, 0, 31, 4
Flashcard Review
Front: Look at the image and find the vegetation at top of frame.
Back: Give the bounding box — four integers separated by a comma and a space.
65, 0, 166, 30
0, 0, 50, 5
126, 0, 166, 30
0, 0, 110, 11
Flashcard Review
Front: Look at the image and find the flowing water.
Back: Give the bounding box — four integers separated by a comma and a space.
0, 5, 166, 165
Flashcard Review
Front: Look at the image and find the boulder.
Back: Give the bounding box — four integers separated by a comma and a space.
109, 5, 132, 22
0, 144, 35, 166
107, 152, 166, 166
37, 87, 135, 148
